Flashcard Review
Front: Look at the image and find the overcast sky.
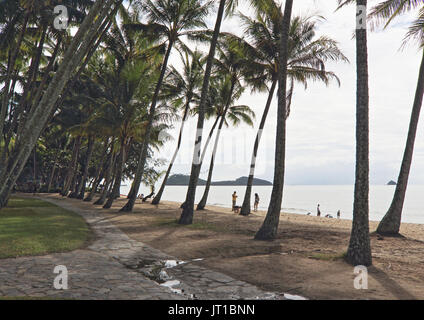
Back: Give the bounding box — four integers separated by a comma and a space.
155, 0, 422, 185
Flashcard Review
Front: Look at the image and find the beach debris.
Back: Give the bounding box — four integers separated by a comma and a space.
283, 293, 308, 300
160, 280, 183, 295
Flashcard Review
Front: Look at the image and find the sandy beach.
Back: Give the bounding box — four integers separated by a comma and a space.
38, 194, 424, 300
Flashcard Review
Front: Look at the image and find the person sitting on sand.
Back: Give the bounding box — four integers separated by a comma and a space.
254, 193, 260, 212
317, 204, 321, 217
232, 191, 238, 211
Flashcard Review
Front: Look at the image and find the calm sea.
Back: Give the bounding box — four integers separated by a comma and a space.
121, 184, 424, 224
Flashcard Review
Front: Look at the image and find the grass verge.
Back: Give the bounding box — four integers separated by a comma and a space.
0, 197, 91, 259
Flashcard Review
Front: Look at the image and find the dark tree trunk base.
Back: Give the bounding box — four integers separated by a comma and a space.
196, 204, 205, 211
119, 200, 134, 212
254, 227, 276, 241
93, 197, 105, 205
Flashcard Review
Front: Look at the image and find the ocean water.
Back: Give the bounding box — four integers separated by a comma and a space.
121, 184, 424, 224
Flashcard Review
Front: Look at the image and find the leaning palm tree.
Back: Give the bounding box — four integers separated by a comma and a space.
151, 49, 204, 205
196, 74, 255, 210
120, 0, 213, 212
337, 0, 372, 266
254, 0, 293, 240
237, 11, 347, 216
179, 0, 238, 224
370, 1, 424, 235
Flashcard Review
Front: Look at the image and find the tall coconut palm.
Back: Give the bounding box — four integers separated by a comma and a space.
369, 1, 424, 235
120, 0, 213, 212
179, 0, 236, 224
237, 11, 347, 215
254, 0, 293, 240
151, 49, 204, 204
196, 74, 255, 210
337, 0, 372, 266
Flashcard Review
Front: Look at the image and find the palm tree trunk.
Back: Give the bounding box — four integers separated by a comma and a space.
152, 102, 190, 205
104, 139, 126, 209
197, 78, 236, 211
94, 150, 116, 205
47, 162, 57, 193
77, 135, 95, 199
377, 49, 424, 235
254, 0, 293, 240
179, 0, 227, 225
120, 39, 175, 212
346, 0, 372, 266
61, 136, 82, 196
196, 117, 225, 211
0, 0, 117, 209
178, 106, 222, 209
84, 139, 110, 201
240, 78, 277, 216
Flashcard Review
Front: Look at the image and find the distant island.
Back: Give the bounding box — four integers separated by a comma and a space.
166, 174, 273, 186
387, 180, 397, 186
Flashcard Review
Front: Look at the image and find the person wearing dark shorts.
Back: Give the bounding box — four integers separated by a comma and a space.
232, 191, 237, 211
254, 193, 259, 212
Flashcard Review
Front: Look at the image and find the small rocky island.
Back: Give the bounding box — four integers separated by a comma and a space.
387, 180, 397, 186
166, 174, 272, 186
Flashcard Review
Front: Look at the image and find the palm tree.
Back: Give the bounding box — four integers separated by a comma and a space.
369, 1, 424, 235
151, 49, 204, 204
237, 10, 347, 216
196, 74, 255, 210
254, 0, 293, 240
337, 0, 372, 266
120, 0, 213, 212
0, 0, 122, 209
179, 0, 233, 225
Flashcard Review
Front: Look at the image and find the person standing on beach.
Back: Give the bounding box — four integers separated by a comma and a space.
254, 193, 260, 212
317, 204, 321, 217
337, 210, 340, 219
232, 191, 238, 211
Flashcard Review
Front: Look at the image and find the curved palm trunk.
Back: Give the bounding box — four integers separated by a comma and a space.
377, 49, 424, 235
179, 0, 227, 225
346, 0, 372, 266
120, 40, 174, 212
196, 117, 225, 210
178, 114, 221, 208
77, 135, 95, 199
255, 0, 293, 240
240, 79, 277, 216
152, 103, 190, 205
197, 78, 236, 211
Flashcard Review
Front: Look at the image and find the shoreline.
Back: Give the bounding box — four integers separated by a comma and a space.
152, 199, 424, 230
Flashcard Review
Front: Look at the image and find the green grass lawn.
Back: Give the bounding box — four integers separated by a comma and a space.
0, 197, 91, 259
